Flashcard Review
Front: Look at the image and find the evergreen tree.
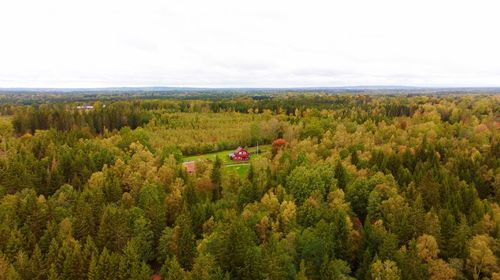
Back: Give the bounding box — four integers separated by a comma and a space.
119, 241, 150, 280
172, 214, 196, 270
370, 259, 401, 280
211, 156, 223, 201
130, 216, 154, 262
160, 256, 187, 280
335, 160, 348, 189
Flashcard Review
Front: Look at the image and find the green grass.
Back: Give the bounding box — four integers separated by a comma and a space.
183, 145, 270, 177
226, 164, 251, 177
183, 145, 269, 163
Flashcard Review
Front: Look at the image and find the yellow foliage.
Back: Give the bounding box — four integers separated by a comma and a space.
416, 234, 440, 261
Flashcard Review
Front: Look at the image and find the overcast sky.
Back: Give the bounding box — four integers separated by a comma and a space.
0, 0, 499, 88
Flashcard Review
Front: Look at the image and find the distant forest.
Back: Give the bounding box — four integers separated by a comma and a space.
0, 93, 498, 279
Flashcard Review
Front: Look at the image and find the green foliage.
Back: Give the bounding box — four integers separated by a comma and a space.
160, 145, 183, 164
0, 94, 498, 279
160, 256, 186, 280
119, 241, 151, 280
286, 166, 325, 205
370, 259, 401, 280
173, 214, 197, 270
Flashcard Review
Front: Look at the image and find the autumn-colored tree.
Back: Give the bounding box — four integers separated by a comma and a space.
467, 234, 498, 280
428, 259, 456, 280
272, 138, 288, 155
370, 259, 401, 280
1, 95, 499, 279
416, 234, 439, 262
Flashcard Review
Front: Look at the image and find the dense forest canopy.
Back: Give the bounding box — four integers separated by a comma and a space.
0, 93, 498, 279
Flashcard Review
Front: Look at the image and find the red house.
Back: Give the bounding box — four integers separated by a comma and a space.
182, 161, 196, 174
229, 147, 250, 161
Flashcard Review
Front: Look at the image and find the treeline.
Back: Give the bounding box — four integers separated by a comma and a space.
0, 94, 498, 279
11, 102, 152, 135
7, 95, 446, 136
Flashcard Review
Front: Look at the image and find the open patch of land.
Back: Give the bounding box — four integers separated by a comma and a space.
183, 145, 271, 177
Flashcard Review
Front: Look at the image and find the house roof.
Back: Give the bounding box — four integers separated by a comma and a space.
182, 161, 196, 173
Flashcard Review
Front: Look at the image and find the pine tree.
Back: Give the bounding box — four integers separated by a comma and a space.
47, 264, 61, 280
133, 262, 152, 280
160, 256, 186, 280
73, 199, 95, 240
370, 259, 401, 280
0, 255, 11, 280
13, 250, 31, 279
138, 184, 167, 243
87, 254, 98, 280
81, 237, 98, 279
30, 245, 45, 280
211, 156, 223, 201
261, 234, 295, 279
119, 241, 149, 280
296, 260, 309, 280
449, 216, 470, 259
130, 216, 154, 262
190, 254, 228, 280
172, 214, 196, 270
97, 206, 130, 252
335, 160, 348, 189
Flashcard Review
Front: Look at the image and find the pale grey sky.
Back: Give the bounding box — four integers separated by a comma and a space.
0, 0, 499, 88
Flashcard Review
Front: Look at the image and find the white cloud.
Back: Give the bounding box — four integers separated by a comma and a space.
0, 0, 499, 87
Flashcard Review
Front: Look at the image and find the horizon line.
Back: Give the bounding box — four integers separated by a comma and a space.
2, 85, 500, 90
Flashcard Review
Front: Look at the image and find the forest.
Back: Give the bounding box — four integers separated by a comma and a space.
0, 93, 498, 280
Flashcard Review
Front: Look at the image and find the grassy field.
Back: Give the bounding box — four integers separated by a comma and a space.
183, 145, 270, 177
